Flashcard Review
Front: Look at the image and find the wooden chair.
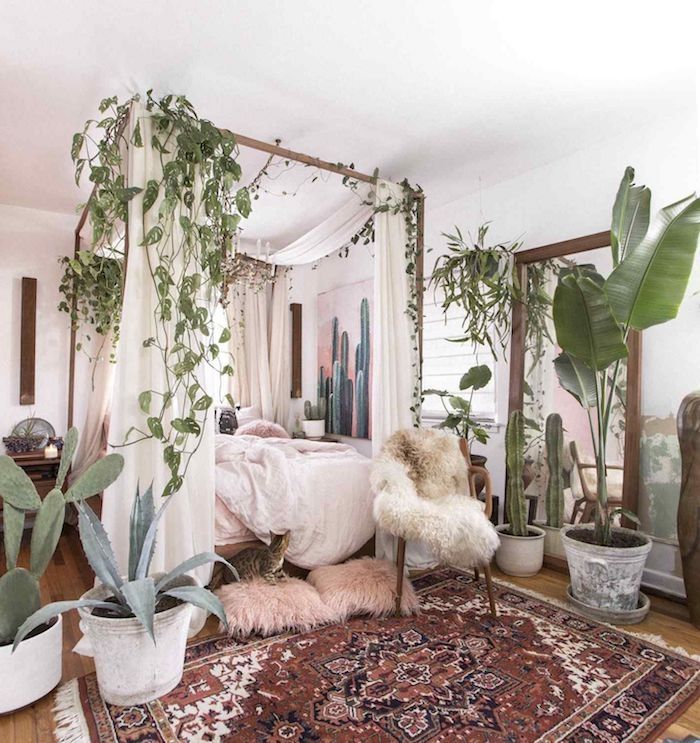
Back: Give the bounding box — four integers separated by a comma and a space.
392, 436, 497, 618
569, 440, 623, 523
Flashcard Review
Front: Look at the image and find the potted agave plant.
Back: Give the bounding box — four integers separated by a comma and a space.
0, 428, 123, 713
14, 432, 237, 706
555, 167, 700, 623
495, 410, 545, 576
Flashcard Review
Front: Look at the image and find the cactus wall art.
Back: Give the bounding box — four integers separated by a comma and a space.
317, 280, 372, 438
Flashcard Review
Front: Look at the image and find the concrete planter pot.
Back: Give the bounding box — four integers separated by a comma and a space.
78, 577, 194, 706
561, 524, 652, 622
536, 522, 567, 561
0, 615, 63, 714
495, 524, 545, 577
302, 419, 325, 439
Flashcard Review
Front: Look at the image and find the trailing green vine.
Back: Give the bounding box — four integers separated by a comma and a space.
66, 91, 249, 495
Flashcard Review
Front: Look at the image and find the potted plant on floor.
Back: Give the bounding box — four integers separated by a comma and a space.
554, 167, 700, 622
302, 397, 327, 439
537, 413, 567, 560
14, 480, 237, 706
0, 427, 124, 713
495, 410, 545, 576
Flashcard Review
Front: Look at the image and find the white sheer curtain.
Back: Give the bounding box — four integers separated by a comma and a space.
227, 288, 250, 407
269, 269, 291, 428
243, 286, 274, 421
101, 103, 215, 632
68, 330, 115, 484
372, 180, 430, 567
271, 196, 373, 266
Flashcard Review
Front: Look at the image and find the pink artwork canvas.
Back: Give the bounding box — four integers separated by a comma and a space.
317, 279, 372, 439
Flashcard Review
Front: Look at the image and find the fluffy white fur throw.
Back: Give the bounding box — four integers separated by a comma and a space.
371, 430, 499, 569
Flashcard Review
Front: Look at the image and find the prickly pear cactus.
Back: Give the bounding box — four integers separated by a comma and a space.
505, 410, 528, 537
545, 413, 565, 528
0, 427, 124, 645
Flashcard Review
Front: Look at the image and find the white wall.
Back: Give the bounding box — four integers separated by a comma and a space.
0, 204, 74, 450
423, 109, 699, 595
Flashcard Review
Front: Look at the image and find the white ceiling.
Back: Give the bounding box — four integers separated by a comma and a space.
1, 0, 697, 245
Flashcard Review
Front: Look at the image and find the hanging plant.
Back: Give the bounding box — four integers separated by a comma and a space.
67, 91, 249, 495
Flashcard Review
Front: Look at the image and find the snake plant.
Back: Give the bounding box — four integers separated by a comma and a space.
13, 480, 237, 649
0, 427, 123, 646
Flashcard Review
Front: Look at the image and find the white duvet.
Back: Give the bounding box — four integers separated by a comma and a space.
214, 434, 375, 569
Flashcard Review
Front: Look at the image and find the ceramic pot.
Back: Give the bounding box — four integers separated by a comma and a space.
495, 524, 545, 576
0, 615, 63, 714
677, 392, 700, 627
302, 419, 325, 439
78, 577, 194, 706
537, 522, 567, 560
561, 524, 652, 617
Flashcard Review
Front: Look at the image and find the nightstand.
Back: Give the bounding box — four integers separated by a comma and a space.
7, 451, 62, 498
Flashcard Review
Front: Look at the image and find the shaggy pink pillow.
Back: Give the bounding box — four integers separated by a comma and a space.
235, 419, 289, 438
307, 557, 420, 619
216, 577, 340, 638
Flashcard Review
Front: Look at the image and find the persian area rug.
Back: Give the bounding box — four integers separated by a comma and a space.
54, 569, 700, 742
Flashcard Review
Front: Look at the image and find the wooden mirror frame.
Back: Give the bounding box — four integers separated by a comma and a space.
507, 231, 642, 530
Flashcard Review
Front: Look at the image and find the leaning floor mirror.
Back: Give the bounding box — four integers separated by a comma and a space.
507, 232, 642, 569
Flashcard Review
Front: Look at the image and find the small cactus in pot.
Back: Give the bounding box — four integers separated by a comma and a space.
495, 410, 545, 577
544, 413, 565, 529
302, 397, 327, 439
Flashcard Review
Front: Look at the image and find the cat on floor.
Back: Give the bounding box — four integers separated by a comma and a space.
211, 532, 291, 589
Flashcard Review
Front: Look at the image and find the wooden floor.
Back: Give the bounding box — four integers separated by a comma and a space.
1, 527, 699, 742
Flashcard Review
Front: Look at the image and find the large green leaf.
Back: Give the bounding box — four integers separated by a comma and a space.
163, 585, 229, 629
128, 484, 155, 581
56, 427, 79, 489
65, 453, 124, 502
121, 578, 156, 642
610, 166, 650, 265
553, 352, 598, 407
0, 568, 40, 644
77, 504, 124, 598
29, 489, 66, 578
459, 364, 492, 391
13, 599, 122, 650
553, 272, 627, 370
0, 457, 41, 511
3, 502, 25, 570
155, 553, 237, 593
606, 192, 700, 330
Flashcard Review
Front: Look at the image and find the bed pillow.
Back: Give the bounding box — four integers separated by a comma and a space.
216, 577, 340, 637
236, 405, 262, 427
235, 419, 290, 438
307, 557, 420, 619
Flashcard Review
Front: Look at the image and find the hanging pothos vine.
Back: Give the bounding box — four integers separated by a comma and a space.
61, 91, 250, 495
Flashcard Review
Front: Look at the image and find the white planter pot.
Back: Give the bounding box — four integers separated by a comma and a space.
0, 615, 63, 714
495, 524, 545, 577
302, 419, 325, 439
536, 522, 567, 561
78, 577, 194, 706
561, 524, 652, 613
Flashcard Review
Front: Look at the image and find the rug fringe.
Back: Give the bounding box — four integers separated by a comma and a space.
491, 576, 700, 662
52, 679, 91, 743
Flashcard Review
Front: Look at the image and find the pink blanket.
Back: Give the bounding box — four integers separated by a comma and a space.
214, 435, 375, 569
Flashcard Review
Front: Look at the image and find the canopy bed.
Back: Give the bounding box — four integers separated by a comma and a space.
64, 97, 428, 600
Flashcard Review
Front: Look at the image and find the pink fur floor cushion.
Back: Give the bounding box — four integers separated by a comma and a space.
217, 577, 339, 637
307, 558, 420, 619
235, 418, 289, 438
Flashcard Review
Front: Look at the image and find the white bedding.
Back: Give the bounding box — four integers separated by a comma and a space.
214, 434, 375, 569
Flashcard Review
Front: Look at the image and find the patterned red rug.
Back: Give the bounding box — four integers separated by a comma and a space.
54, 569, 700, 742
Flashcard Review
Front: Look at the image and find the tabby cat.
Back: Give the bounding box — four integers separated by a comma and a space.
211, 532, 290, 589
